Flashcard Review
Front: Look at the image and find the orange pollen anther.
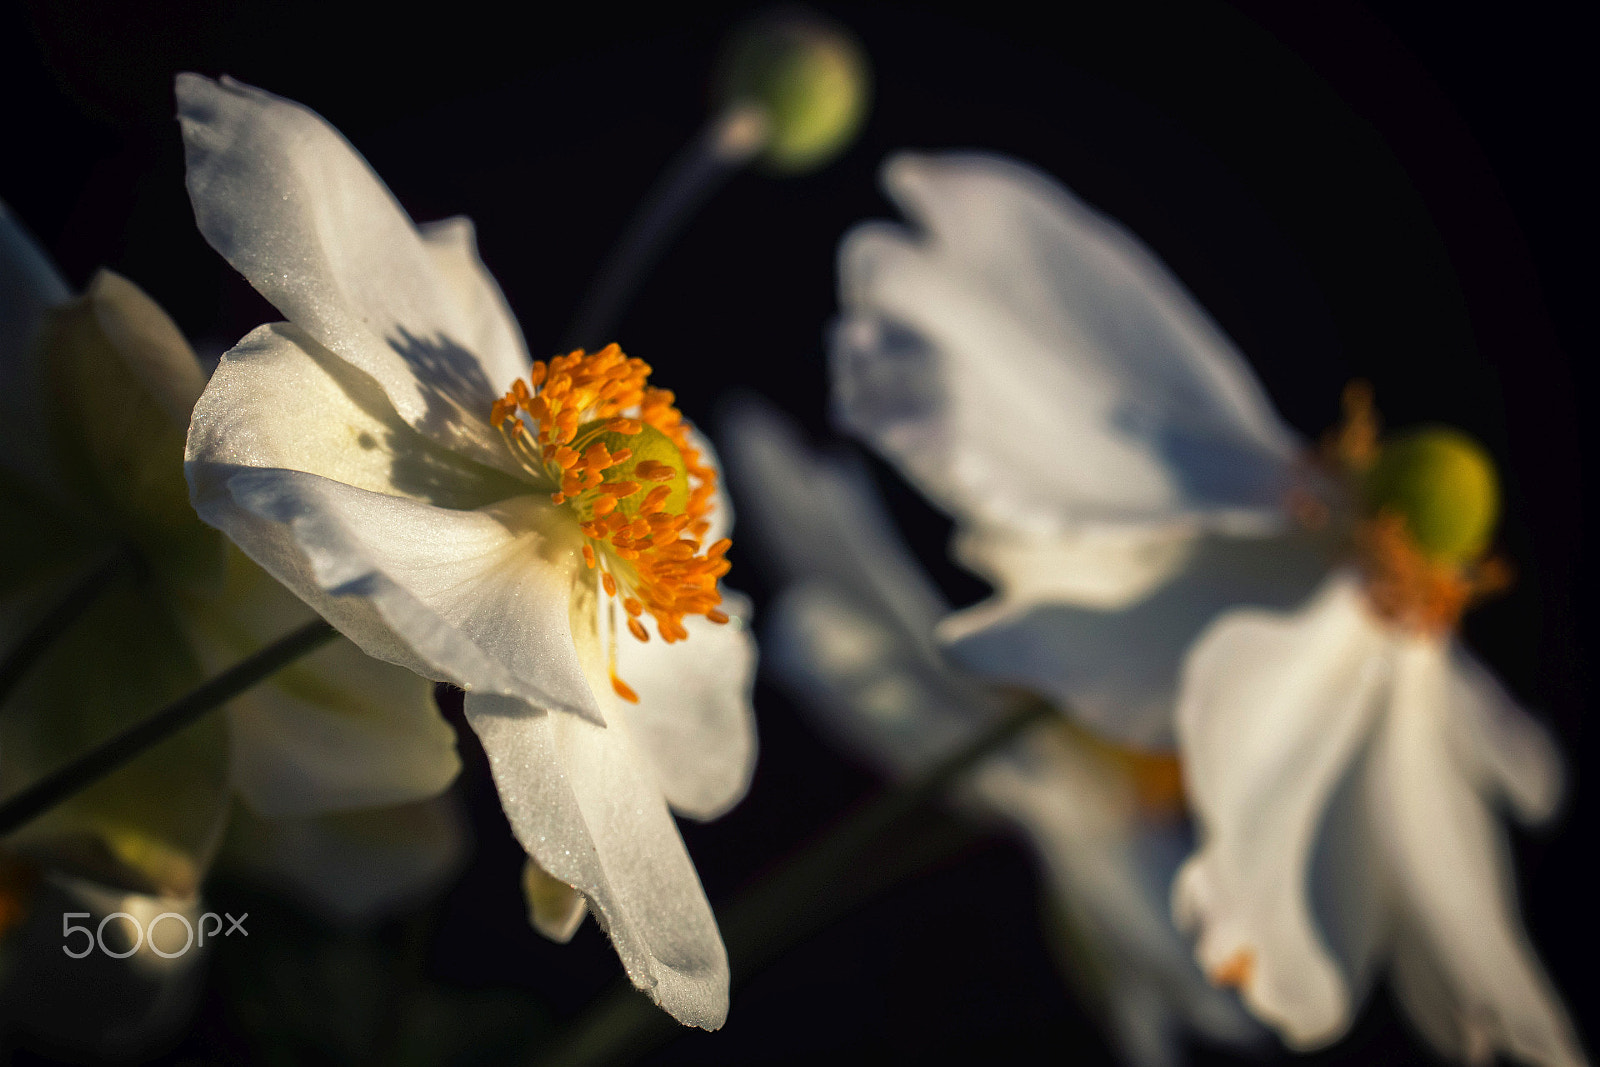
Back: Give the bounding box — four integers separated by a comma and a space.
1356, 512, 1510, 636
491, 344, 730, 696
1211, 949, 1255, 990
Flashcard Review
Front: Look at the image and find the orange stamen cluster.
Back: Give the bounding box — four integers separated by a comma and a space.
1356, 511, 1510, 635
491, 345, 732, 702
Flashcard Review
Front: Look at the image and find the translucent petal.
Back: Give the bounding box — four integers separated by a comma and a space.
178, 545, 460, 816
466, 693, 729, 1029
176, 74, 528, 474
1172, 575, 1390, 1046
943, 533, 1327, 748
1443, 649, 1563, 824
224, 796, 468, 925
1370, 645, 1586, 1066
833, 151, 1297, 534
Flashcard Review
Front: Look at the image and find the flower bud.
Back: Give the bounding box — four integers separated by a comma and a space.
717, 10, 870, 174
1363, 427, 1499, 565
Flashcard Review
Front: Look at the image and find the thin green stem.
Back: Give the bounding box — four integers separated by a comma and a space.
532, 694, 1056, 1067
0, 618, 338, 836
0, 544, 140, 710
563, 104, 767, 350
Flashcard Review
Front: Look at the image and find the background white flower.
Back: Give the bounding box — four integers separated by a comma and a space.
830, 151, 1330, 748
177, 75, 756, 1028
830, 149, 1584, 1064
725, 401, 1261, 1067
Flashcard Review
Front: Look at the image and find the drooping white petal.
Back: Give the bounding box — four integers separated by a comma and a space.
832, 151, 1298, 535
612, 590, 758, 821
187, 454, 602, 722
943, 532, 1328, 748
225, 796, 468, 925
176, 74, 528, 473
1443, 648, 1564, 825
1172, 574, 1391, 1047
1368, 644, 1586, 1067
466, 693, 729, 1029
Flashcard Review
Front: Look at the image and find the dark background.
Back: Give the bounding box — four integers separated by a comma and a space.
1, 0, 1591, 1063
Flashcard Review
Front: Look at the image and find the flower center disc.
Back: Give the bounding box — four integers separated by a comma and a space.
492, 345, 731, 701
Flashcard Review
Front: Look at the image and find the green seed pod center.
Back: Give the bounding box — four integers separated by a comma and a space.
1363, 427, 1500, 565
574, 420, 690, 518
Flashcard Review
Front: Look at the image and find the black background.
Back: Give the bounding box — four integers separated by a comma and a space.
1, 1, 1592, 1063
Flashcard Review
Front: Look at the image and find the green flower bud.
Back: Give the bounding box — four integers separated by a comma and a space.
717, 11, 870, 174
1363, 427, 1500, 565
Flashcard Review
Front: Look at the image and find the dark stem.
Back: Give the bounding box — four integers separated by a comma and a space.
532, 694, 1056, 1067
0, 619, 338, 836
0, 544, 140, 710
562, 105, 767, 351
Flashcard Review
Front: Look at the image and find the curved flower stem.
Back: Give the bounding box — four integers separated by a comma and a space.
532, 694, 1057, 1067
563, 104, 768, 350
0, 618, 338, 836
0, 544, 141, 711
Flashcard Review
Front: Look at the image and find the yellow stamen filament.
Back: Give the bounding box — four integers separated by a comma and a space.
492, 344, 731, 696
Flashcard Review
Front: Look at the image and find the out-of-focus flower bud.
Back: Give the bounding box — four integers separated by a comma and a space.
1364, 427, 1499, 564
716, 10, 870, 174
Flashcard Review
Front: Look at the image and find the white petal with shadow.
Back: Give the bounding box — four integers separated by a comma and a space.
1172, 575, 1390, 1047
466, 693, 729, 1030
177, 74, 528, 474
833, 152, 1296, 534
189, 461, 601, 722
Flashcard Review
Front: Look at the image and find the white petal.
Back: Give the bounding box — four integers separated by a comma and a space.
84, 271, 207, 426
611, 590, 758, 821
1172, 574, 1391, 1046
189, 458, 602, 722
523, 858, 588, 943
721, 398, 946, 650
1369, 644, 1586, 1066
942, 532, 1328, 748
1444, 649, 1564, 824
465, 693, 729, 1029
178, 546, 460, 815
977, 741, 1261, 1066
225, 796, 468, 925
832, 151, 1297, 534
176, 74, 527, 473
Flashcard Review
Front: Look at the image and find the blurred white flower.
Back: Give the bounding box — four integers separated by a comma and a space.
830, 151, 1583, 1064
176, 75, 756, 1028
0, 201, 456, 902
725, 401, 1260, 1067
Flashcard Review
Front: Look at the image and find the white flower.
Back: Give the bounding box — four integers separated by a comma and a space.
0, 201, 456, 900
829, 151, 1584, 1063
176, 75, 756, 1027
724, 401, 1260, 1067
